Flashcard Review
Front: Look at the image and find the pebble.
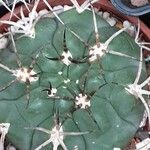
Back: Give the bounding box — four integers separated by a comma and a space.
102, 11, 110, 19
106, 17, 116, 26
7, 145, 16, 150
123, 20, 131, 28
0, 34, 8, 49
38, 9, 49, 16
64, 5, 73, 11
98, 11, 103, 16
136, 138, 150, 149
53, 5, 64, 14
128, 25, 136, 37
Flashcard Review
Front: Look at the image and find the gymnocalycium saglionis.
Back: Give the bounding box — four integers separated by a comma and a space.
0, 0, 150, 149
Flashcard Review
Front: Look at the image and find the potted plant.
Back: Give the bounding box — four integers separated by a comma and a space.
0, 0, 150, 149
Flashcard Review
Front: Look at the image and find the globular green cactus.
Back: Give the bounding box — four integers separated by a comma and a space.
0, 1, 149, 150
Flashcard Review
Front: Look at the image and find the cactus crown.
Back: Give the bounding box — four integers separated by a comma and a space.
0, 0, 150, 150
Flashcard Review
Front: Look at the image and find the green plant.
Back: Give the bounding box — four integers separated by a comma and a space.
0, 0, 150, 150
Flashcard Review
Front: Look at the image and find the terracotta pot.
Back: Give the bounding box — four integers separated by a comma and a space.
0, 0, 149, 40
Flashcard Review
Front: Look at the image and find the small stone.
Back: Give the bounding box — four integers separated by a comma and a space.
102, 12, 110, 19
98, 11, 103, 16
136, 138, 150, 149
106, 17, 116, 26
124, 25, 136, 37
128, 25, 136, 37
7, 146, 16, 150
38, 9, 49, 16
64, 5, 74, 11
123, 20, 131, 28
0, 34, 8, 49
53, 5, 64, 14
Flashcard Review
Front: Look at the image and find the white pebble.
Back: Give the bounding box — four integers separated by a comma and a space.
136, 138, 150, 149
38, 9, 49, 16
102, 12, 110, 19
106, 17, 116, 26
7, 146, 16, 150
53, 5, 64, 14
128, 25, 136, 36
0, 34, 8, 49
125, 25, 136, 37
123, 20, 131, 28
64, 5, 73, 11
98, 11, 103, 16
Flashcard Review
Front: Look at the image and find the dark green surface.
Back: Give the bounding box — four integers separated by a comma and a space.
0, 9, 146, 150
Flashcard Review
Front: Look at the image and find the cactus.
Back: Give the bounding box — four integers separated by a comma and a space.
0, 0, 149, 149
